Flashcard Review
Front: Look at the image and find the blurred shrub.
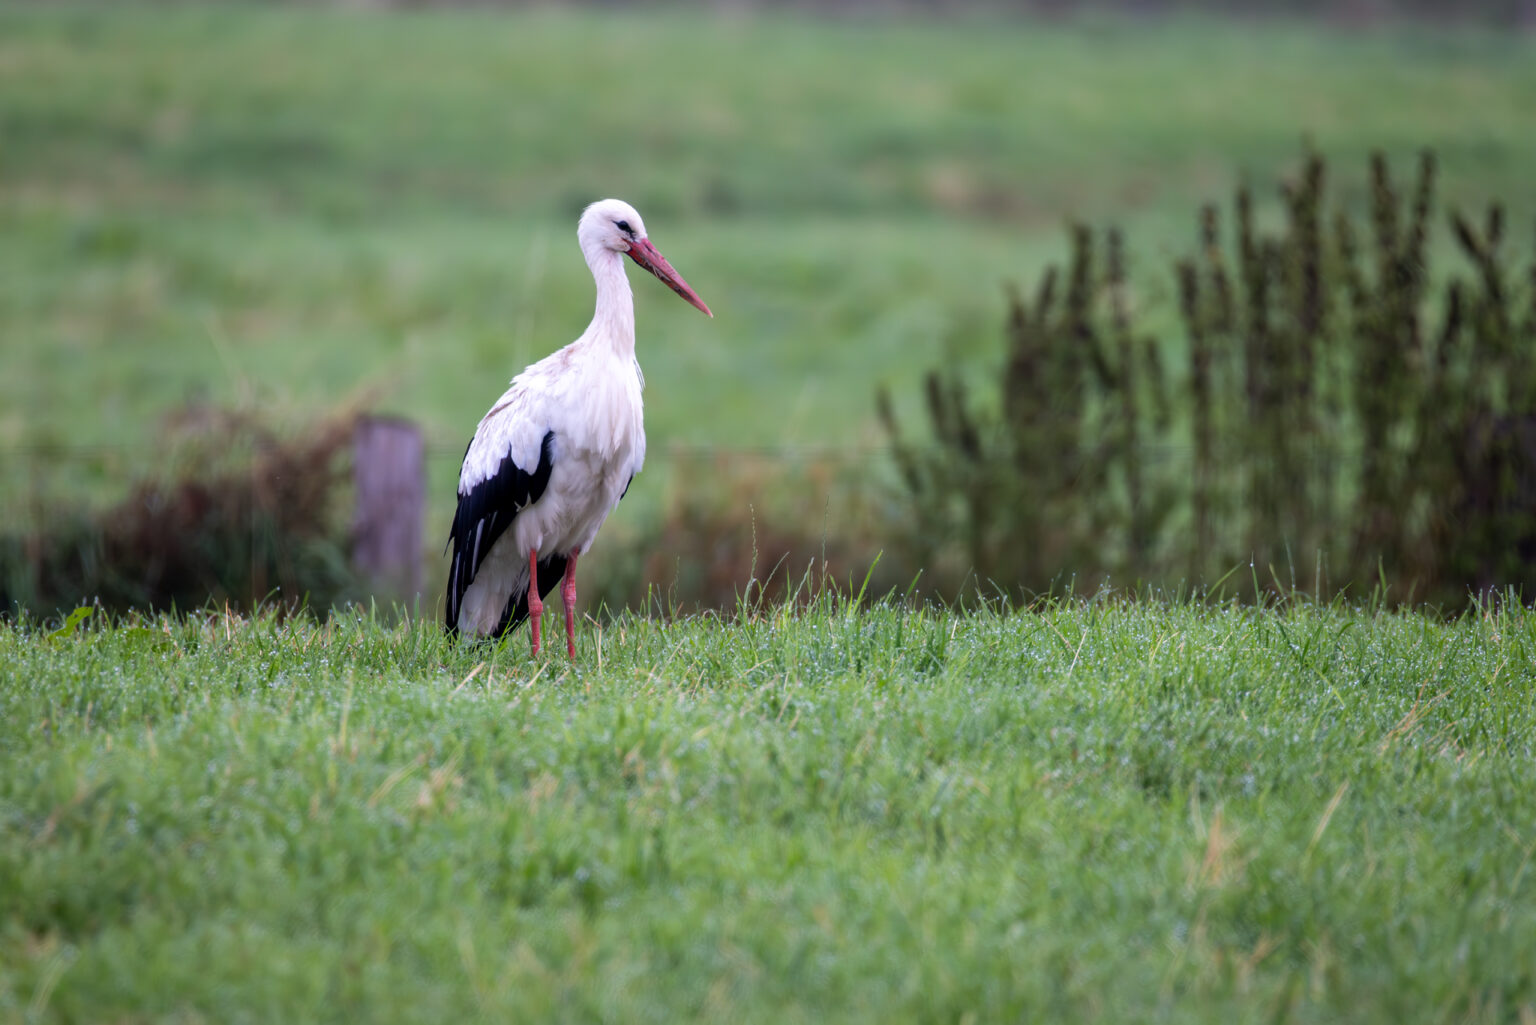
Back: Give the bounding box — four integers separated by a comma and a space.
880, 147, 1536, 607
592, 446, 903, 616
2, 406, 361, 620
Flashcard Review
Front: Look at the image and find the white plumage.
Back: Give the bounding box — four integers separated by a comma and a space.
445, 199, 712, 656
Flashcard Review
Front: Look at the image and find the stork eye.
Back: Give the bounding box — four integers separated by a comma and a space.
615, 220, 634, 236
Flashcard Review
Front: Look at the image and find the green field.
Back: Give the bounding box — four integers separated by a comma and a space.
4, 5, 1535, 576
5, 17, 1536, 1016
3, 597, 1535, 1022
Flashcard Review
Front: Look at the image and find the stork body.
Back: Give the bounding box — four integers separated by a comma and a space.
445, 199, 711, 655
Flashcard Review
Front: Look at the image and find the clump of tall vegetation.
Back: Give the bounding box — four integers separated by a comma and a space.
880, 148, 1536, 607
1, 406, 361, 619
593, 447, 898, 617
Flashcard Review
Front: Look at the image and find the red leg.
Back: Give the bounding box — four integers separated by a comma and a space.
562, 548, 580, 660
526, 547, 543, 657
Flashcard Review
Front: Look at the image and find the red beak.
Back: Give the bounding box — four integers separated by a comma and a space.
626, 238, 713, 318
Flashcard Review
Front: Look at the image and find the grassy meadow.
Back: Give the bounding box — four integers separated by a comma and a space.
4, 4, 1536, 598
3, 596, 1536, 1022
5, 10, 1536, 1019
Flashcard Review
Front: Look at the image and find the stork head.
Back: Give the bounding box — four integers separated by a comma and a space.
579, 199, 712, 317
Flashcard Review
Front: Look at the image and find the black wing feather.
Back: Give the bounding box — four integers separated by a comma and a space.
444, 430, 556, 637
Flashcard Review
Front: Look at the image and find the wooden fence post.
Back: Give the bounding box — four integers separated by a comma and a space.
352, 416, 425, 602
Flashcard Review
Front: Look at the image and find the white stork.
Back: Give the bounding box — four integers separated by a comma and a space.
444, 199, 712, 656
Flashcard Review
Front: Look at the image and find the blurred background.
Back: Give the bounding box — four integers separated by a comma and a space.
2, 0, 1534, 619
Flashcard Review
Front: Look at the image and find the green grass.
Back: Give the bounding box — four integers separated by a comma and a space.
3, 595, 1536, 1022
5, 13, 1534, 1016
3, 5, 1535, 550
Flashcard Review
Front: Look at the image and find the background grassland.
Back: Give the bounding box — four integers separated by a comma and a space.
5, 10, 1536, 1020
4, 6, 1535, 574
3, 597, 1535, 1022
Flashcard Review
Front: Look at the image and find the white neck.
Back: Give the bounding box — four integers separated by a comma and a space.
582, 244, 636, 358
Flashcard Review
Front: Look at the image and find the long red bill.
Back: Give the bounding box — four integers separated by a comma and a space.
626, 238, 713, 318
